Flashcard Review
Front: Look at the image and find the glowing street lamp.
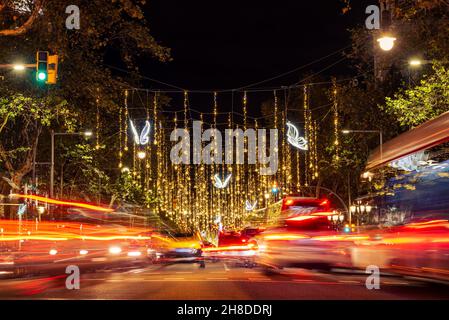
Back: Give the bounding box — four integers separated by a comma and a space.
83, 130, 93, 138
377, 35, 396, 51
409, 59, 422, 67
13, 64, 26, 71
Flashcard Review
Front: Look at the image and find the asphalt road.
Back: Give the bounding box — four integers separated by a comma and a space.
1, 261, 449, 299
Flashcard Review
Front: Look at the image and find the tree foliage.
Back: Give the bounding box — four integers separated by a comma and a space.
382, 64, 449, 127
0, 93, 76, 186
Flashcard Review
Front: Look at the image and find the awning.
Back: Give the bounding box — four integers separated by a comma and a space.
366, 111, 449, 170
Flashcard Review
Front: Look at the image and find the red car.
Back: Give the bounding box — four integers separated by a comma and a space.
280, 196, 333, 229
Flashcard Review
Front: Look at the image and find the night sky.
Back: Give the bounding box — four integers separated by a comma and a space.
143, 0, 373, 91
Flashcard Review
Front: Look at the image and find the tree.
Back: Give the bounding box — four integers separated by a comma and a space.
0, 93, 76, 188
382, 63, 449, 127
0, 0, 171, 200
0, 0, 45, 36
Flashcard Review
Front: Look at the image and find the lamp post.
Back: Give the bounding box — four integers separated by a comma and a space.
350, 201, 373, 227
50, 130, 93, 198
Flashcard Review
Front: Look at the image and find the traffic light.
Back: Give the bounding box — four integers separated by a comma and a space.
35, 51, 58, 84
47, 54, 58, 84
36, 51, 48, 82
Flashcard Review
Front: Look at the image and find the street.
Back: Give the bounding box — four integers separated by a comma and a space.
2, 262, 449, 300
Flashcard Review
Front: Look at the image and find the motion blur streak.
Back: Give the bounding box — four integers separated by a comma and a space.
12, 194, 114, 212
203, 245, 257, 252
0, 219, 171, 242
262, 234, 310, 241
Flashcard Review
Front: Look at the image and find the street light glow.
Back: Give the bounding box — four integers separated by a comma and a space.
13, 64, 26, 71
409, 59, 422, 67
377, 36, 396, 51
84, 130, 93, 137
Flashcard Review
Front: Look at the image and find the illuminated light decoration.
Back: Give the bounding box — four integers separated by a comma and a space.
213, 173, 232, 189
13, 194, 113, 212
49, 249, 58, 255
286, 121, 308, 150
332, 78, 340, 163
79, 250, 88, 255
245, 200, 257, 211
130, 120, 151, 145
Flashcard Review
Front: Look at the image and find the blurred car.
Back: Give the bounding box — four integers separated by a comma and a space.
350, 219, 449, 282
158, 232, 204, 266
256, 196, 354, 272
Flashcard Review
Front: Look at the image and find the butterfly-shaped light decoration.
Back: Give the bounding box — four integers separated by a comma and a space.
130, 120, 151, 145
213, 173, 232, 189
245, 200, 258, 212
286, 121, 308, 151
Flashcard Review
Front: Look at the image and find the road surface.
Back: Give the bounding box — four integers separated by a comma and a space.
1, 261, 449, 299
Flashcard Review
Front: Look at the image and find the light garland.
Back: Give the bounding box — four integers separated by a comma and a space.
115, 89, 329, 234
332, 78, 340, 163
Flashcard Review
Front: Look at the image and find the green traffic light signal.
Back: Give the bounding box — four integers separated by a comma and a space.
37, 71, 47, 81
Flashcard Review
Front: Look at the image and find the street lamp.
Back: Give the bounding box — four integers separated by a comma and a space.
409, 59, 422, 67
13, 64, 26, 71
84, 130, 93, 138
377, 35, 396, 51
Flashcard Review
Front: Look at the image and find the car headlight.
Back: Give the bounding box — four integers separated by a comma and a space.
127, 251, 142, 257
109, 246, 122, 254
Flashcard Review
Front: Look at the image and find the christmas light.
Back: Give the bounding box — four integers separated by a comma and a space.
130, 120, 151, 145
245, 200, 257, 211
286, 121, 308, 150
213, 173, 232, 189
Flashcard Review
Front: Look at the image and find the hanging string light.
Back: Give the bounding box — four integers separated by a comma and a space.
124, 90, 129, 152
118, 97, 123, 169
332, 78, 340, 163
95, 88, 101, 150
